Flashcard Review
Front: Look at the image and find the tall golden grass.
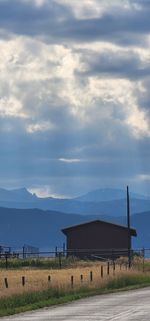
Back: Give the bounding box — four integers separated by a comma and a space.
0, 262, 133, 298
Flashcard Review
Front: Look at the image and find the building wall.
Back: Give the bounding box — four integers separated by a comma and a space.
66, 221, 131, 257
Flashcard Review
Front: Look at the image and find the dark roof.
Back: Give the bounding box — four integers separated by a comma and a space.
62, 219, 137, 237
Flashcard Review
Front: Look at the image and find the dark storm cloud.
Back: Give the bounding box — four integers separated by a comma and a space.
0, 0, 150, 196
0, 104, 149, 195
0, 105, 149, 177
0, 0, 150, 45
0, 0, 72, 38
77, 49, 150, 81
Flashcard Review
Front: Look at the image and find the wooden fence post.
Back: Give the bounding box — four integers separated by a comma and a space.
107, 261, 110, 275
59, 252, 62, 269
5, 254, 8, 269
113, 262, 115, 275
55, 246, 58, 257
80, 274, 83, 283
101, 265, 103, 278
112, 249, 114, 264
71, 275, 74, 288
48, 275, 51, 282
63, 243, 65, 257
22, 276, 25, 286
23, 246, 25, 259
142, 247, 145, 273
4, 278, 8, 288
90, 271, 93, 282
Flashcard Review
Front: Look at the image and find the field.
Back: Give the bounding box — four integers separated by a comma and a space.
0, 260, 135, 298
1, 258, 150, 316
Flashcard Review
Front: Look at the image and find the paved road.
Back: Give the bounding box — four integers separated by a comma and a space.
1, 287, 150, 321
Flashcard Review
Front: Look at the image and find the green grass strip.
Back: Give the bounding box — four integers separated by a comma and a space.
1, 273, 150, 317
0, 257, 77, 270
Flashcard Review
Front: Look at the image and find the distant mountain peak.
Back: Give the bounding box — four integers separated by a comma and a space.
12, 187, 30, 194
12, 187, 38, 199
74, 188, 149, 203
0, 187, 37, 202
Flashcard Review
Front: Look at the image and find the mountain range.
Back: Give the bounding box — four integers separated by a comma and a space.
75, 188, 150, 202
0, 187, 149, 250
0, 187, 150, 217
0, 206, 149, 250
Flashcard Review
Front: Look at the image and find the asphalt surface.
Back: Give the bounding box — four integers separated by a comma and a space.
1, 287, 150, 321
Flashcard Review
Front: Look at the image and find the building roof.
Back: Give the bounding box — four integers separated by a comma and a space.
62, 219, 137, 237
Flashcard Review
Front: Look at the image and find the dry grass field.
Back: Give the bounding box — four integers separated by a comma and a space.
0, 262, 131, 298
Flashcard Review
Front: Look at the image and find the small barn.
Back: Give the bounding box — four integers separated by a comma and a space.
62, 220, 137, 259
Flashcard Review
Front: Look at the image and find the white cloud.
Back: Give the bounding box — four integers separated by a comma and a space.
55, 0, 104, 19
22, 0, 48, 7
137, 174, 150, 181
58, 158, 81, 163
0, 96, 25, 118
29, 186, 68, 198
0, 35, 149, 141
27, 121, 55, 133
55, 0, 140, 20
126, 105, 150, 138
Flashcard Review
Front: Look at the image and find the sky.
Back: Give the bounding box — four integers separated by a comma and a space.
0, 0, 150, 198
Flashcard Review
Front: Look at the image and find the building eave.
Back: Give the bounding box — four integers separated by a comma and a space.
62, 219, 137, 237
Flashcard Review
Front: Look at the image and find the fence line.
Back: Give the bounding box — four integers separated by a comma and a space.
0, 247, 149, 270
1, 262, 132, 293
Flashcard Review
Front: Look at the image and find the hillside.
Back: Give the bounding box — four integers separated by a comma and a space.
0, 207, 100, 249
0, 206, 149, 250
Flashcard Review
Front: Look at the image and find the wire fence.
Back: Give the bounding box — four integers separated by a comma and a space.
0, 260, 131, 295
0, 247, 149, 270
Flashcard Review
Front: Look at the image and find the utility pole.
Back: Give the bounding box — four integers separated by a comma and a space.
127, 186, 131, 268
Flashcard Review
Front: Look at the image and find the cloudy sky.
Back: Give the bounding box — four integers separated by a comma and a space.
0, 0, 150, 198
